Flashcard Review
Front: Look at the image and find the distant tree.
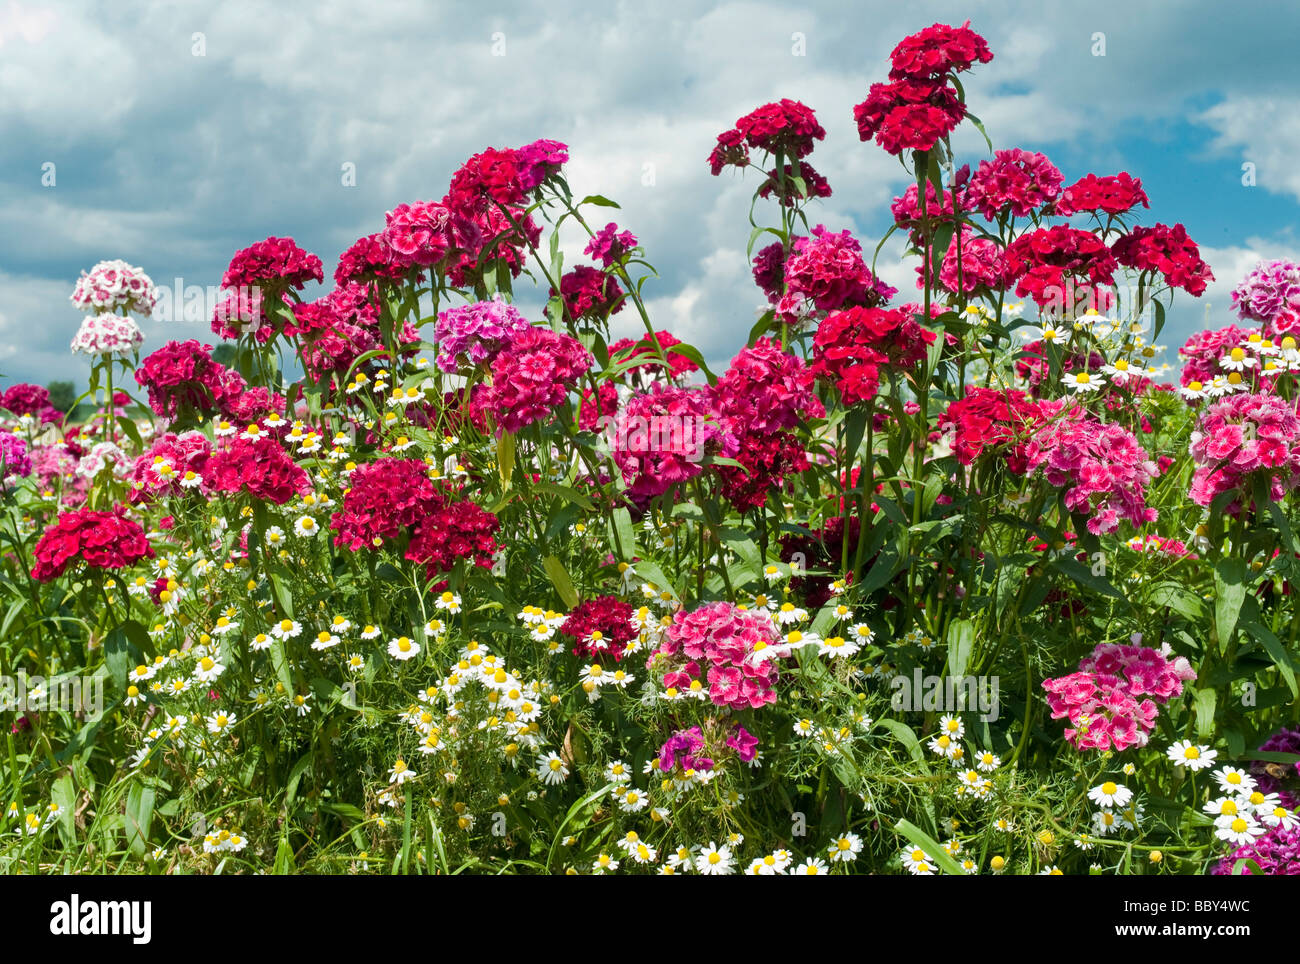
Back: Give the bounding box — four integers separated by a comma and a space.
46, 380, 78, 413
212, 344, 237, 367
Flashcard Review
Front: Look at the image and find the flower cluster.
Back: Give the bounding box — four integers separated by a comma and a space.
1043, 642, 1196, 752
966, 149, 1063, 220
433, 295, 531, 373
936, 386, 1043, 473
560, 596, 637, 661
649, 601, 784, 710
205, 436, 310, 506
329, 457, 443, 551
70, 260, 158, 316
777, 226, 897, 321
708, 99, 825, 174
1024, 404, 1159, 535
31, 508, 155, 582
0, 430, 32, 482
405, 498, 500, 580
133, 341, 246, 422
584, 223, 638, 267
609, 329, 697, 384
811, 306, 936, 404
1112, 223, 1214, 297
611, 386, 737, 502
1054, 173, 1150, 218
1232, 259, 1300, 338
1, 384, 61, 423
551, 266, 624, 322
1003, 225, 1118, 311
853, 20, 992, 155
472, 326, 591, 435
1188, 393, 1300, 510
221, 236, 323, 292
70, 313, 145, 357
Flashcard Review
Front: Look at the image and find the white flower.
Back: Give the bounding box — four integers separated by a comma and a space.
205, 710, 236, 735
1086, 781, 1133, 809
694, 841, 735, 875
536, 751, 569, 786
1166, 740, 1217, 771
827, 833, 862, 863
388, 636, 421, 661
294, 515, 320, 538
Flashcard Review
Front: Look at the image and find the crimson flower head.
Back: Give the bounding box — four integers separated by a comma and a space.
221, 236, 323, 292
734, 99, 826, 159
1111, 223, 1214, 296
888, 20, 994, 80
31, 507, 154, 582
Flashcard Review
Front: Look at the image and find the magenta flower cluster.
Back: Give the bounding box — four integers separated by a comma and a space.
649, 601, 782, 710
471, 325, 591, 435
1025, 404, 1160, 535
1231, 259, 1300, 339
433, 295, 531, 373
1189, 393, 1300, 510
1043, 641, 1196, 752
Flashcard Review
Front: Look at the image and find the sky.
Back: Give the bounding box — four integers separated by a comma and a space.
3, 0, 1300, 391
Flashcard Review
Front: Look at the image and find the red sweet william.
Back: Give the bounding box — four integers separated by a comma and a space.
1054, 172, 1150, 218
888, 20, 994, 80
329, 457, 445, 551
204, 436, 310, 506
1111, 223, 1214, 297
405, 499, 500, 579
31, 507, 154, 582
811, 306, 936, 404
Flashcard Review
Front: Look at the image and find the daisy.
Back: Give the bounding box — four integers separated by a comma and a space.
1213, 766, 1257, 796
345, 653, 365, 672
435, 591, 462, 613
388, 636, 421, 661
360, 624, 380, 640
591, 853, 619, 873
938, 715, 964, 740
192, 655, 225, 683
388, 759, 417, 785
975, 749, 1001, 772
828, 833, 862, 864
294, 515, 320, 538
205, 710, 236, 735
291, 692, 313, 716
1166, 740, 1217, 771
311, 630, 341, 651
792, 857, 828, 875
249, 632, 272, 652
1219, 346, 1257, 372
270, 618, 302, 641
1063, 371, 1105, 394
1215, 813, 1265, 845
695, 842, 735, 875
1087, 781, 1133, 809
537, 751, 569, 786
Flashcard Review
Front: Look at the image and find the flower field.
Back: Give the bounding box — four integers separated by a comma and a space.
3, 19, 1300, 878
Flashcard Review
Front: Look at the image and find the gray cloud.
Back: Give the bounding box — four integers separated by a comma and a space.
2, 0, 1299, 388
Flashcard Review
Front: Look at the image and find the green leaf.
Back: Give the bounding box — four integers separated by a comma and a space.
875, 719, 929, 773
665, 343, 716, 385
497, 431, 516, 491
285, 752, 313, 810
542, 556, 580, 609
946, 619, 975, 679
1193, 688, 1217, 740
579, 195, 621, 209
273, 834, 296, 874
124, 781, 155, 856
1239, 618, 1298, 698
1050, 556, 1128, 605
895, 819, 964, 875
1214, 558, 1248, 646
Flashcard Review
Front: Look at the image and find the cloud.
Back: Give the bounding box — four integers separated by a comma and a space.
2, 0, 1300, 391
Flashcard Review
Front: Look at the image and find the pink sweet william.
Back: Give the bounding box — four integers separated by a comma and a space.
648, 601, 783, 710
471, 326, 591, 435
1188, 393, 1300, 511
1024, 402, 1159, 535
1043, 641, 1195, 752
